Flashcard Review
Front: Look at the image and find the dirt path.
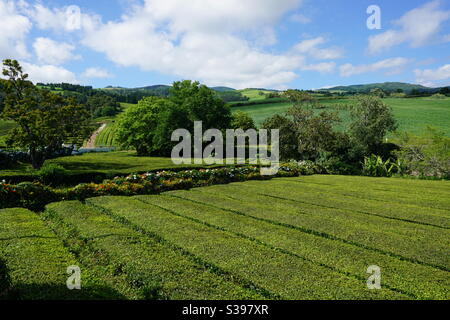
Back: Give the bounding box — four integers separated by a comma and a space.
85, 123, 107, 148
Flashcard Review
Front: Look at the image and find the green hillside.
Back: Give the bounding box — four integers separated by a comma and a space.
234, 96, 450, 136
324, 82, 429, 93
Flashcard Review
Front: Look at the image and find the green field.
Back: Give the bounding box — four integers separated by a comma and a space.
95, 123, 117, 148
1, 175, 449, 299
0, 151, 220, 177
239, 89, 277, 101
234, 97, 450, 136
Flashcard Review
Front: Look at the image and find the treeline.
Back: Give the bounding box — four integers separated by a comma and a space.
37, 83, 122, 118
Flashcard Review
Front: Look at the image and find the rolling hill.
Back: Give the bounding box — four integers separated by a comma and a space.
322, 82, 450, 94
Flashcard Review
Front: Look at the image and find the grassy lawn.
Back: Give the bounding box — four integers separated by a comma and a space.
234, 97, 450, 136
1, 175, 448, 300
0, 151, 219, 177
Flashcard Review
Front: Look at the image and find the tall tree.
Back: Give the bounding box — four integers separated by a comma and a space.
349, 95, 397, 156
1, 59, 93, 169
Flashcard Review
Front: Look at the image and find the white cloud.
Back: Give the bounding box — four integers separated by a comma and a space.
145, 0, 301, 35
415, 64, 450, 86
293, 37, 343, 60
340, 57, 411, 77
82, 67, 113, 79
368, 1, 450, 54
0, 0, 32, 60
21, 62, 78, 84
301, 62, 336, 73
82, 0, 307, 89
33, 37, 78, 65
289, 13, 311, 24
26, 3, 100, 33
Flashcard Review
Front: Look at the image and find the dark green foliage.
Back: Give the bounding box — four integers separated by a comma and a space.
170, 80, 232, 130
228, 97, 288, 107
37, 163, 69, 186
216, 90, 249, 102
349, 95, 398, 157
115, 97, 175, 155
323, 82, 429, 94
0, 165, 316, 210
1, 60, 94, 169
116, 80, 232, 157
151, 103, 192, 156
87, 94, 122, 118
396, 128, 450, 179
230, 110, 256, 131
362, 154, 404, 177
262, 106, 345, 162
370, 88, 387, 98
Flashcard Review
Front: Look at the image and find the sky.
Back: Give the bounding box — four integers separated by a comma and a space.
1, 0, 449, 89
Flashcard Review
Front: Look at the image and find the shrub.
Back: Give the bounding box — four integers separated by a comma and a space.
395, 128, 450, 179
0, 181, 59, 211
0, 151, 14, 169
430, 93, 446, 99
362, 155, 404, 177
0, 258, 11, 298
37, 163, 69, 186
1, 165, 317, 211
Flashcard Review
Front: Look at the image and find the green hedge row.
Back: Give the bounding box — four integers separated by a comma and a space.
0, 207, 124, 300
45, 201, 261, 299
88, 196, 404, 299
0, 163, 318, 211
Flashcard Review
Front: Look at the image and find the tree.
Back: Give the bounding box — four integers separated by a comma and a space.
349, 95, 397, 156
116, 81, 233, 157
86, 94, 121, 118
261, 114, 298, 161
262, 104, 344, 161
152, 103, 193, 157
286, 106, 343, 160
115, 96, 173, 155
284, 89, 316, 106
369, 88, 387, 98
170, 80, 232, 130
230, 110, 256, 131
1, 59, 93, 169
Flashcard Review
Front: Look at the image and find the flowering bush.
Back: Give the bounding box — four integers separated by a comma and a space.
0, 181, 58, 211
1, 163, 318, 210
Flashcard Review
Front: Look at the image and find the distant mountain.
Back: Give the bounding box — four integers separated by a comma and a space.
135, 85, 171, 91
211, 86, 236, 92
322, 82, 429, 93
104, 85, 234, 93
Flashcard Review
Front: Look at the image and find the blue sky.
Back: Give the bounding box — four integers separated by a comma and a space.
1, 0, 449, 89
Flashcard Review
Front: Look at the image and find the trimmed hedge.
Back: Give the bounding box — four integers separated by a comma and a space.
45, 201, 261, 299
0, 162, 319, 211
0, 207, 124, 300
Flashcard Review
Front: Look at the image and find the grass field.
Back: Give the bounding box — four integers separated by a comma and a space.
1, 175, 448, 300
234, 97, 450, 136
48, 151, 217, 174
239, 89, 276, 101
